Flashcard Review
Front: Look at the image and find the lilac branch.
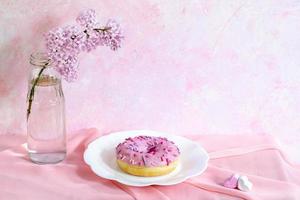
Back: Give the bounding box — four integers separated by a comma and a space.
93, 27, 111, 32
45, 9, 123, 82
27, 65, 47, 120
27, 9, 123, 120
83, 26, 112, 38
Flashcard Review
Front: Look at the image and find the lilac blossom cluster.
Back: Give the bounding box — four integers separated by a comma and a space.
45, 9, 123, 82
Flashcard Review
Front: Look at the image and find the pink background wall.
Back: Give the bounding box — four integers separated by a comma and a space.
0, 1, 300, 153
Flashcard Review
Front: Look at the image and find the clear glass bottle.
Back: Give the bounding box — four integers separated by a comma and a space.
27, 52, 66, 164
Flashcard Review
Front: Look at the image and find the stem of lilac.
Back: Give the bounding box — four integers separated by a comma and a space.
27, 65, 47, 120
93, 27, 111, 32
83, 27, 111, 38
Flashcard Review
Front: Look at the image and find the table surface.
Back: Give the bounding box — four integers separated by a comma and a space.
1, 129, 300, 200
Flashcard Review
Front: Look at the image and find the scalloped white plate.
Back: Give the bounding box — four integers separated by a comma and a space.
83, 130, 209, 187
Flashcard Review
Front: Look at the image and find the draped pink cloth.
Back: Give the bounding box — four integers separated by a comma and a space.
1, 129, 300, 200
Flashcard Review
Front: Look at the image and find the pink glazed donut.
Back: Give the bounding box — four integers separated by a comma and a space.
116, 136, 180, 177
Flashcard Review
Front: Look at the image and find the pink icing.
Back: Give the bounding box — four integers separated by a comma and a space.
116, 136, 180, 167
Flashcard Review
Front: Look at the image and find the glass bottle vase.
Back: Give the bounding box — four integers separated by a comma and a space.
26, 52, 66, 164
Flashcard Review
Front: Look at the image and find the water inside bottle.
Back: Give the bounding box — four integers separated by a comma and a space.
27, 76, 66, 164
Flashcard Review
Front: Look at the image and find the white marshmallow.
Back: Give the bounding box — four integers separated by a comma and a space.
237, 176, 253, 192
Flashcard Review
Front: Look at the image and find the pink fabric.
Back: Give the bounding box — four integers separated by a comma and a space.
1, 129, 300, 200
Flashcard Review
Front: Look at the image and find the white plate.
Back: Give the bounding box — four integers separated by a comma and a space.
83, 130, 209, 187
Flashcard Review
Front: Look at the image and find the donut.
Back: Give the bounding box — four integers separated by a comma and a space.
116, 135, 180, 177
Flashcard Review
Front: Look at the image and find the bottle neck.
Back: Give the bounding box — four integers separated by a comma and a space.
30, 52, 51, 67
29, 52, 61, 85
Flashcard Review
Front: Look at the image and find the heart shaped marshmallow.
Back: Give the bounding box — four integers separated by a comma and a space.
224, 174, 240, 189
237, 175, 253, 192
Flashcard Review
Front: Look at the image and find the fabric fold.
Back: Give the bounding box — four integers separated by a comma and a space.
0, 129, 299, 200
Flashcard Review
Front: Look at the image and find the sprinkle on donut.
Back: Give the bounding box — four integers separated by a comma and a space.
116, 136, 180, 167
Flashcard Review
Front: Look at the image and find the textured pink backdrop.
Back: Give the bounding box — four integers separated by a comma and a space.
0, 1, 300, 157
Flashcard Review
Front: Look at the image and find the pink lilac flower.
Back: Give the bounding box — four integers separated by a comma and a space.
76, 10, 123, 52
76, 9, 97, 28
45, 26, 83, 81
101, 19, 123, 51
45, 9, 123, 82
60, 25, 85, 54
80, 25, 102, 52
45, 26, 84, 55
56, 62, 78, 82
50, 52, 79, 82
